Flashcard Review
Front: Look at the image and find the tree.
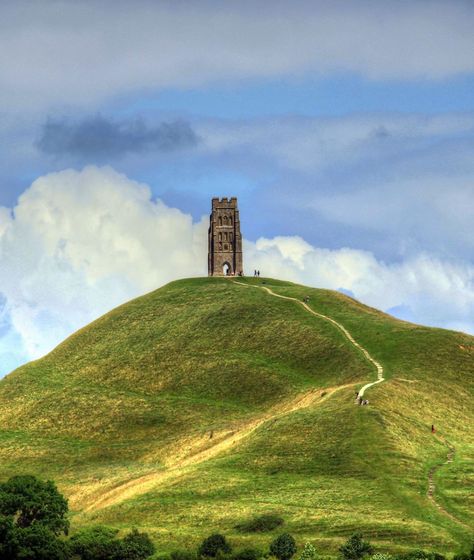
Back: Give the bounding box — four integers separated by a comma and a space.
269, 534, 297, 560
339, 534, 373, 560
0, 475, 69, 536
198, 534, 232, 558
119, 528, 156, 560
299, 543, 317, 560
7, 524, 69, 560
0, 475, 70, 560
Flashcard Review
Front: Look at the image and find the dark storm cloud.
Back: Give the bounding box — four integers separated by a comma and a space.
37, 116, 199, 159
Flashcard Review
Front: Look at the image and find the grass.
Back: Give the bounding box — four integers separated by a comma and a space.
0, 276, 472, 555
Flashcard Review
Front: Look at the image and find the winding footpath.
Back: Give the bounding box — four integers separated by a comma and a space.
79, 280, 467, 529
427, 435, 470, 529
234, 281, 384, 396
235, 281, 470, 529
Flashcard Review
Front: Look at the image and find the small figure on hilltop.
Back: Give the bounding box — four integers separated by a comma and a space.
431, 424, 436, 434
303, 295, 310, 303
257, 270, 260, 277
254, 269, 257, 277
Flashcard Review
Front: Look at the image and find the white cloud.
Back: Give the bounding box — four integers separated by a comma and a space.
0, 166, 207, 367
1, 1, 474, 112
245, 237, 474, 332
0, 166, 472, 376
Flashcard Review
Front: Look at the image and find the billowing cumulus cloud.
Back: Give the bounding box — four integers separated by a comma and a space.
37, 116, 199, 160
1, 1, 474, 112
0, 166, 473, 376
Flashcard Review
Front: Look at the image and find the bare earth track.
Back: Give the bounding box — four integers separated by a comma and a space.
81, 384, 354, 512
80, 280, 386, 513
79, 281, 464, 529
427, 434, 470, 529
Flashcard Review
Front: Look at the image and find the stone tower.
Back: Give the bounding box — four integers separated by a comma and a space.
208, 197, 243, 276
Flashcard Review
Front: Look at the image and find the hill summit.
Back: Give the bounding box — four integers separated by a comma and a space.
0, 277, 472, 553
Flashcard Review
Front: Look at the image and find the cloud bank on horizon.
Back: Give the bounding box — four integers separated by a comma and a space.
0, 166, 473, 376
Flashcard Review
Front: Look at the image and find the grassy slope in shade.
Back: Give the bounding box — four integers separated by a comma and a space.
0, 277, 472, 555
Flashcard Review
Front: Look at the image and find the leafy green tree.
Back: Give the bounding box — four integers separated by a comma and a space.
0, 475, 69, 536
0, 515, 15, 560
69, 526, 121, 560
7, 524, 69, 560
198, 534, 232, 558
0, 475, 70, 560
269, 534, 297, 560
118, 528, 156, 560
299, 543, 317, 560
339, 534, 373, 560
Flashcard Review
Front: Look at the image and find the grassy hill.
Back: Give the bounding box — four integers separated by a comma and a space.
0, 277, 472, 555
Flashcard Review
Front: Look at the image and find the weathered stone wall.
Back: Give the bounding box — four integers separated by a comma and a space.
208, 197, 243, 276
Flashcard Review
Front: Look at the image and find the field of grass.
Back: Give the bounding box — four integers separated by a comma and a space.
0, 277, 472, 556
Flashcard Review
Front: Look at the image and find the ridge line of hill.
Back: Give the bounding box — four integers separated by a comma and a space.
79, 383, 356, 513
233, 281, 385, 397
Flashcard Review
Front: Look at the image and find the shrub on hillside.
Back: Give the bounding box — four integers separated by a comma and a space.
171, 550, 197, 560
395, 551, 445, 560
298, 543, 317, 560
269, 534, 297, 560
119, 528, 156, 560
198, 534, 232, 558
232, 548, 261, 560
69, 526, 122, 560
339, 534, 373, 560
69, 526, 155, 560
235, 514, 284, 533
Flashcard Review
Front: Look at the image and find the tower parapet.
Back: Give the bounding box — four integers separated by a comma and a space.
208, 197, 243, 276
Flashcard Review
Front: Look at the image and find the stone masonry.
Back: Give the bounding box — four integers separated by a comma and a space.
208, 197, 243, 276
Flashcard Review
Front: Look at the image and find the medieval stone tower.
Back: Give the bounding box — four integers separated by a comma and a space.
208, 197, 243, 276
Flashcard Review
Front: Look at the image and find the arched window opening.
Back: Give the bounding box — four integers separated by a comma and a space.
218, 217, 222, 226
223, 262, 231, 275
229, 216, 233, 226
229, 233, 233, 242
223, 215, 228, 225
218, 232, 222, 241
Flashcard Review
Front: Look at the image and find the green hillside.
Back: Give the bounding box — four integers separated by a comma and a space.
0, 277, 472, 555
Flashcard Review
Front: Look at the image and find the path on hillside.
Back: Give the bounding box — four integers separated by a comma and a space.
236, 282, 474, 529
233, 281, 384, 397
427, 434, 470, 529
80, 382, 356, 513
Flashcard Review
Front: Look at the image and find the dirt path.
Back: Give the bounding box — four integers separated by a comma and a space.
80, 280, 383, 513
81, 383, 354, 512
427, 434, 470, 529
234, 281, 384, 397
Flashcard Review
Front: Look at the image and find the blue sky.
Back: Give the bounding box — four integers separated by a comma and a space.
0, 0, 474, 375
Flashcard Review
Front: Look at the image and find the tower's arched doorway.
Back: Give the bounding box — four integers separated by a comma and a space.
223, 262, 232, 276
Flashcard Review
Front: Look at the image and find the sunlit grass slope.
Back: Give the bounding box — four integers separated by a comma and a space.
0, 277, 472, 555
